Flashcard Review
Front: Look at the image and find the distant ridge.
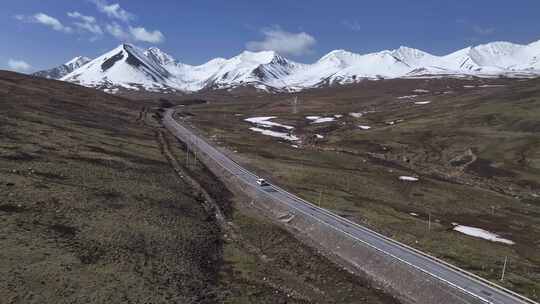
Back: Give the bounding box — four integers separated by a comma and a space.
35, 39, 540, 93
33, 56, 91, 80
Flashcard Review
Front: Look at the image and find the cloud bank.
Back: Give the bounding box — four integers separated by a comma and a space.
8, 59, 32, 72
247, 27, 316, 56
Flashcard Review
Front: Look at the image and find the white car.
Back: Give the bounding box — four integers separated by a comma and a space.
256, 178, 269, 187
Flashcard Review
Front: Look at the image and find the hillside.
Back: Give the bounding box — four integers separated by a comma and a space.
0, 71, 399, 304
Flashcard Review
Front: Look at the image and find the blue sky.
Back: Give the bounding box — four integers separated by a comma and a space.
1, 0, 539, 72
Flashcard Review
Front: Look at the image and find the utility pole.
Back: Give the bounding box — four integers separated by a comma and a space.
501, 256, 508, 282
185, 139, 189, 165
292, 96, 298, 114
186, 147, 190, 167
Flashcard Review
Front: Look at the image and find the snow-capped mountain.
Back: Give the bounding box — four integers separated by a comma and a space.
391, 47, 440, 68
202, 50, 301, 90
284, 49, 412, 87
61, 44, 179, 92
408, 41, 540, 76
33, 56, 92, 79
60, 45, 302, 92
46, 39, 540, 94
145, 47, 177, 66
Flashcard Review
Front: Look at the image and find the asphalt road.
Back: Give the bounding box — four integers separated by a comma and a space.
164, 108, 534, 304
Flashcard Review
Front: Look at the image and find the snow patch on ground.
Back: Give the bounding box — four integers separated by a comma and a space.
104, 88, 119, 94
245, 116, 294, 130
334, 114, 343, 118
399, 176, 419, 182
358, 125, 372, 130
413, 89, 430, 93
249, 127, 298, 141
306, 116, 336, 124
386, 119, 404, 126
397, 95, 418, 99
410, 212, 418, 216
312, 117, 335, 123
414, 101, 432, 105
453, 225, 515, 245
315, 134, 324, 139
349, 112, 363, 118
478, 84, 506, 88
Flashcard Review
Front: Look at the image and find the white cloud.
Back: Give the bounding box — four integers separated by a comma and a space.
456, 19, 495, 36
91, 1, 165, 43
68, 11, 103, 35
342, 20, 362, 32
246, 27, 316, 56
473, 25, 495, 35
105, 23, 165, 43
75, 21, 103, 35
67, 11, 96, 23
106, 23, 130, 40
16, 13, 72, 33
92, 0, 134, 22
129, 26, 164, 43
8, 59, 32, 72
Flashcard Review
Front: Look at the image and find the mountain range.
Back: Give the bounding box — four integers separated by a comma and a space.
34, 40, 540, 93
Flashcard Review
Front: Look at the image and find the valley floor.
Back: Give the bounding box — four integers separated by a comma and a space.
179, 77, 540, 301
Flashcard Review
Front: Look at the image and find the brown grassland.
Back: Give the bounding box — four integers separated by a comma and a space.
178, 77, 540, 301
0, 71, 399, 304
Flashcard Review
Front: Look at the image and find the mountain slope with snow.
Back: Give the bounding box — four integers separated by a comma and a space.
61, 44, 181, 92
33, 56, 92, 79
285, 49, 413, 87
201, 50, 301, 90
48, 39, 540, 94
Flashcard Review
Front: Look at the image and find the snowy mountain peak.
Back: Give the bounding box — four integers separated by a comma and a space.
145, 47, 177, 66
319, 49, 356, 62
393, 46, 432, 60
198, 50, 300, 90
390, 46, 440, 68
473, 41, 522, 53
60, 43, 176, 92
470, 41, 523, 65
